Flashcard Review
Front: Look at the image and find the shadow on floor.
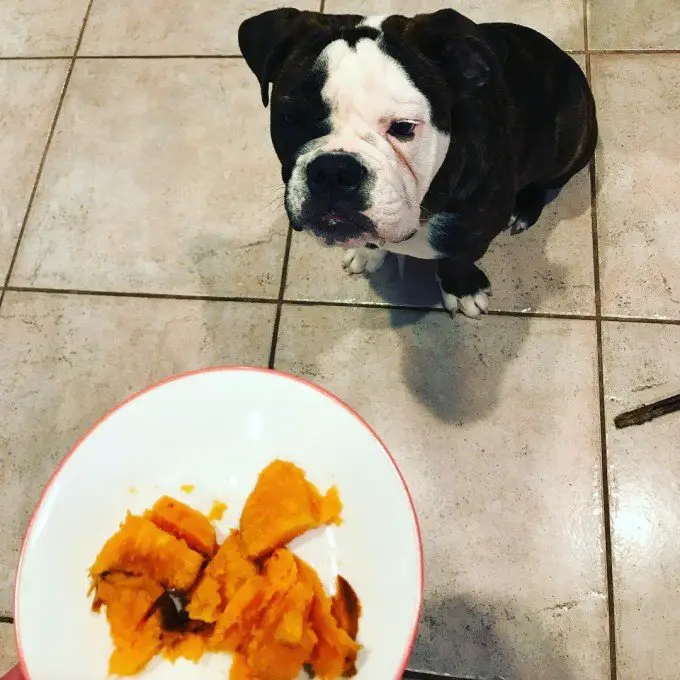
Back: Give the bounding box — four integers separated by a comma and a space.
408, 594, 578, 680
360, 172, 592, 425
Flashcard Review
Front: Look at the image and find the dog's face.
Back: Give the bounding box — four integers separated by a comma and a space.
239, 10, 494, 247
276, 30, 451, 247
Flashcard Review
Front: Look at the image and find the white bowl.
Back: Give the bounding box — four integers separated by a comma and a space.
15, 367, 423, 680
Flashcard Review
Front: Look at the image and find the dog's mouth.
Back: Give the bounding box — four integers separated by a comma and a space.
297, 206, 379, 247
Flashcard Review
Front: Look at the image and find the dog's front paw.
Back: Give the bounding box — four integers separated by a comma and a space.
342, 247, 388, 274
508, 213, 531, 235
442, 288, 492, 318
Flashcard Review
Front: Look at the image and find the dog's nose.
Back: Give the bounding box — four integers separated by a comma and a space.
307, 153, 366, 198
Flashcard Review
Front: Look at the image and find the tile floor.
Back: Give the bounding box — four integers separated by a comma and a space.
0, 1, 678, 679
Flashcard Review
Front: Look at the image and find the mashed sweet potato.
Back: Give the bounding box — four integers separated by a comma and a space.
89, 460, 361, 679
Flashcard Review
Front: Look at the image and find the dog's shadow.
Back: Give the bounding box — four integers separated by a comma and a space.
191, 169, 592, 427
362, 168, 592, 424
410, 593, 580, 680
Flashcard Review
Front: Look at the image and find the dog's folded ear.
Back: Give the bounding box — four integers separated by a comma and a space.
239, 8, 306, 107
405, 9, 500, 89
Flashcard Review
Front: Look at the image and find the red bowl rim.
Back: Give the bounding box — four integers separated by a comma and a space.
14, 365, 424, 679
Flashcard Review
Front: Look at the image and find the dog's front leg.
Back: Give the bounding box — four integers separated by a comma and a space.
342, 245, 388, 275
426, 209, 505, 318
437, 258, 492, 318
426, 194, 513, 318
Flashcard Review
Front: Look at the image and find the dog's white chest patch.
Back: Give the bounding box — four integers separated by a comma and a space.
359, 15, 388, 30
382, 226, 443, 260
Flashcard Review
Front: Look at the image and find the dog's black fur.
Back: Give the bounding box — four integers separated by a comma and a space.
239, 9, 597, 306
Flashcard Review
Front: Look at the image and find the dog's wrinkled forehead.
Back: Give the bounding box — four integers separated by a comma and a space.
319, 31, 431, 133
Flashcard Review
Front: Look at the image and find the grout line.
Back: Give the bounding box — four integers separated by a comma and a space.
584, 4, 592, 81
1, 49, 679, 62
2, 49, 678, 62
291, 298, 600, 321
599, 315, 680, 326
588, 124, 619, 680
4, 285, 278, 305
284, 298, 600, 320
267, 226, 294, 369
589, 48, 680, 55
4, 285, 680, 325
0, 55, 72, 61
585, 4, 618, 677
284, 298, 446, 313
593, 165, 619, 680
0, 615, 13, 624
77, 53, 245, 60
0, 0, 95, 313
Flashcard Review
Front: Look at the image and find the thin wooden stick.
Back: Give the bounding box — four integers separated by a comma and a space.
614, 392, 680, 429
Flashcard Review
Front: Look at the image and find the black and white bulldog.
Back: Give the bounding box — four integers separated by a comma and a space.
239, 8, 597, 317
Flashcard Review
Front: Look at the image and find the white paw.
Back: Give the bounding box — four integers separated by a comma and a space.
342, 247, 388, 274
442, 289, 492, 318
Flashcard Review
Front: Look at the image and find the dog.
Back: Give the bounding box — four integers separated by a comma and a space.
239, 8, 597, 317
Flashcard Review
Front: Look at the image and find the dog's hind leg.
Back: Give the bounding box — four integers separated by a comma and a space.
508, 183, 551, 235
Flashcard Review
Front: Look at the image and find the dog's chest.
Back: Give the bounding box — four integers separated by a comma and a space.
382, 221, 443, 260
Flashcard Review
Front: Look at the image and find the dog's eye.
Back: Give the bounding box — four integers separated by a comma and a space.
283, 112, 298, 125
387, 120, 417, 140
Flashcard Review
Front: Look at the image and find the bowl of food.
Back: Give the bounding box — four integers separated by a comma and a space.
14, 367, 423, 680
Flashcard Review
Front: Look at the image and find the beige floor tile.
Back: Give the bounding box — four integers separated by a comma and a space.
592, 55, 680, 320
0, 292, 274, 613
284, 235, 442, 308
483, 170, 595, 314
0, 61, 68, 282
588, 0, 680, 50
603, 321, 680, 680
275, 305, 609, 678
324, 0, 584, 51
11, 59, 287, 298
81, 0, 320, 56
0, 623, 17, 674
0, 0, 89, 57
285, 169, 594, 314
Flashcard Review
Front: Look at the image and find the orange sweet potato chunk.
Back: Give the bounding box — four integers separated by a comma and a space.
187, 530, 258, 624
146, 495, 217, 557
319, 486, 343, 527
230, 653, 262, 680
90, 514, 204, 591
92, 573, 164, 676
245, 578, 317, 680
220, 550, 317, 680
240, 460, 342, 558
212, 575, 274, 652
163, 632, 208, 664
212, 549, 318, 678
264, 548, 298, 591
295, 559, 360, 679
